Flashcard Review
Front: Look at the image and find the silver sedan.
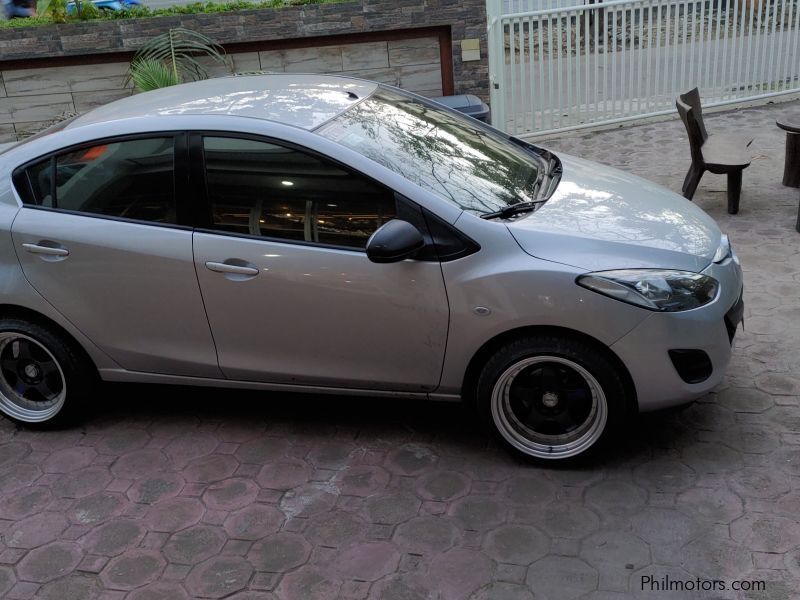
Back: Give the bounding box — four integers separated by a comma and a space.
0, 74, 743, 461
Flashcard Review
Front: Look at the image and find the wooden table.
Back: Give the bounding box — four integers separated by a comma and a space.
776, 115, 800, 233
777, 115, 800, 187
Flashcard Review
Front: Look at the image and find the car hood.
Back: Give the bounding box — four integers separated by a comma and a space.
507, 153, 721, 272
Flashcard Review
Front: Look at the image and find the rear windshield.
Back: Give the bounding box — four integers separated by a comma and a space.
317, 89, 541, 216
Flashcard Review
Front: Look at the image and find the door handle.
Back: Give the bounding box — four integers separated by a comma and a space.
22, 243, 69, 257
205, 261, 259, 276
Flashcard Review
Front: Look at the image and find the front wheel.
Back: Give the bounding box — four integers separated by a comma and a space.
477, 335, 630, 462
0, 318, 95, 427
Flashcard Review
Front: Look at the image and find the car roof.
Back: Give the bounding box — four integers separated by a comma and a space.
68, 74, 380, 131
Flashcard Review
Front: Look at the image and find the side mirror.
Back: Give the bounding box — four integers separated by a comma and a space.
366, 219, 425, 263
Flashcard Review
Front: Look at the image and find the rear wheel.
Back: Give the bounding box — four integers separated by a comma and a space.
477, 335, 629, 461
0, 318, 94, 426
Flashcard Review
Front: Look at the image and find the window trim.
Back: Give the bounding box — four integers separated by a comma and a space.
189, 130, 419, 254
11, 131, 191, 230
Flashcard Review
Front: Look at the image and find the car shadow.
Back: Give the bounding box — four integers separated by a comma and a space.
69, 382, 698, 471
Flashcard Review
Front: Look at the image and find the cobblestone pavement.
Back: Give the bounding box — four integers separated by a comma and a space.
1, 100, 799, 600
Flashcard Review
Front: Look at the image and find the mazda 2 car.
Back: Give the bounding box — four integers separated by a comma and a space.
0, 75, 743, 461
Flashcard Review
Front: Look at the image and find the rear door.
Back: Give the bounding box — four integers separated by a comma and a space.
191, 134, 450, 391
11, 134, 221, 377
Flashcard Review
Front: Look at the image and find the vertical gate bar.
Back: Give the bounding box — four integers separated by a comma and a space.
586, 5, 591, 124
783, 0, 797, 92
741, 0, 753, 98
777, 0, 786, 93
539, 13, 546, 130
727, 0, 737, 101
586, 7, 591, 123
793, 0, 800, 92
651, 1, 659, 113
664, 0, 670, 103
576, 9, 582, 126
504, 19, 518, 133
549, 12, 557, 129
765, 0, 779, 94
555, 12, 563, 129
517, 17, 529, 133
520, 17, 526, 131
621, 6, 627, 118
637, 2, 645, 114
696, 0, 704, 89
666, 0, 674, 106
760, 0, 770, 94
600, 4, 607, 121
754, 0, 765, 96
665, 1, 674, 108
702, 0, 712, 99
629, 4, 635, 115
778, 0, 792, 93
712, 0, 722, 99
584, 9, 591, 123
672, 1, 681, 99
519, 18, 527, 132
529, 17, 537, 132
682, 1, 690, 91
720, 0, 732, 100
606, 8, 617, 118
566, 11, 573, 128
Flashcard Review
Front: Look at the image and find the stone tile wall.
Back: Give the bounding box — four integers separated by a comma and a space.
0, 34, 444, 142
0, 0, 489, 142
0, 63, 132, 140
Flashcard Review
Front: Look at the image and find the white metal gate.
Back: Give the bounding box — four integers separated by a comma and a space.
487, 0, 800, 136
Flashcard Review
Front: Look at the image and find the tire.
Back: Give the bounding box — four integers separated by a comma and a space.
476, 334, 630, 462
0, 318, 95, 427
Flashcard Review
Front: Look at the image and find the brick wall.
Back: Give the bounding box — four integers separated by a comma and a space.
0, 0, 489, 142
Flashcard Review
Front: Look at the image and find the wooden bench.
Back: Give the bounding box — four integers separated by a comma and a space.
676, 88, 753, 214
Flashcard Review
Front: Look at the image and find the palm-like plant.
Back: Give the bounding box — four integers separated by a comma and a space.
128, 28, 232, 93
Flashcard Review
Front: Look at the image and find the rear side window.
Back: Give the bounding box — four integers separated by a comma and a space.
24, 159, 54, 207
14, 137, 176, 224
203, 136, 397, 249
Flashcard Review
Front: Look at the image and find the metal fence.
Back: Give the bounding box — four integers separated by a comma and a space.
487, 0, 800, 136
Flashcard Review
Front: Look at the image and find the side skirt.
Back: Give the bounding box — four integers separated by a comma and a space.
99, 369, 462, 402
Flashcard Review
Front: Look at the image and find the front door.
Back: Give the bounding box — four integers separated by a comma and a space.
192, 135, 449, 391
11, 135, 221, 377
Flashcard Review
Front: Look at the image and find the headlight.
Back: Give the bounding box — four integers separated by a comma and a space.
577, 269, 719, 312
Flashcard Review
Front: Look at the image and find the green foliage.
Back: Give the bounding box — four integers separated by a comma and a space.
128, 27, 231, 92
47, 0, 68, 22
0, 0, 347, 29
75, 0, 101, 19
129, 57, 182, 91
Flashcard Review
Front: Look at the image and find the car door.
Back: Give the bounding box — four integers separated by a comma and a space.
191, 134, 449, 391
11, 134, 221, 377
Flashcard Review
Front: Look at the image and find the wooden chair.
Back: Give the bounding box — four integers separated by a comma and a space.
676, 88, 753, 214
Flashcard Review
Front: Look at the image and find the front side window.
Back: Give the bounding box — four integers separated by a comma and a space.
18, 137, 175, 224
203, 136, 396, 249
317, 88, 543, 216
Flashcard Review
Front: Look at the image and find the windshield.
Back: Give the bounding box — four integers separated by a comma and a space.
316, 89, 542, 216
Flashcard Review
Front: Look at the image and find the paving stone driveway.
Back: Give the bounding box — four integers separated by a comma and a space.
1, 100, 799, 600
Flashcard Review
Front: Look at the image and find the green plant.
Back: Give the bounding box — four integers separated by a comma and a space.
128, 27, 231, 92
46, 0, 68, 22
128, 58, 182, 92
75, 1, 101, 20
0, 0, 349, 29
